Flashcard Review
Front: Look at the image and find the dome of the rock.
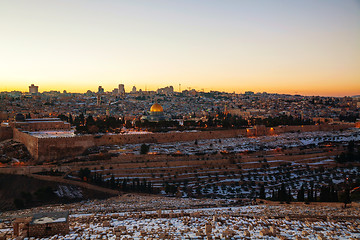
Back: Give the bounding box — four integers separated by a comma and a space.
150, 103, 163, 113
141, 102, 169, 122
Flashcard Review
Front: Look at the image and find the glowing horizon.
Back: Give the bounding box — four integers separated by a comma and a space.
0, 1, 359, 97
2, 82, 359, 97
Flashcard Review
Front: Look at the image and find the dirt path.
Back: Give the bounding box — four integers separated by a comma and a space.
28, 174, 121, 196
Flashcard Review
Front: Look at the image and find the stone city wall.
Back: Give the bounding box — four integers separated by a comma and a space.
16, 123, 358, 161
0, 112, 9, 121
0, 126, 13, 141
94, 129, 246, 146
12, 128, 39, 159
255, 123, 355, 136
14, 121, 71, 132
35, 129, 246, 161
36, 135, 96, 161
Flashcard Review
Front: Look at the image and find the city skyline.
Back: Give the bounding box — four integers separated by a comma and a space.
0, 0, 359, 96
2, 82, 360, 97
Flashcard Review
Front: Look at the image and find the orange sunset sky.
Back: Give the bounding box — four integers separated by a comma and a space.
0, 1, 359, 96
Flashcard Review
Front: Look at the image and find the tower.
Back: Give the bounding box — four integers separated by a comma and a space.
97, 95, 101, 106
29, 84, 39, 94
118, 84, 125, 95
98, 86, 104, 93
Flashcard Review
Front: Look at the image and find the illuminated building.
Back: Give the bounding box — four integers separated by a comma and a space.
118, 84, 125, 95
29, 84, 39, 94
141, 103, 169, 122
98, 86, 104, 93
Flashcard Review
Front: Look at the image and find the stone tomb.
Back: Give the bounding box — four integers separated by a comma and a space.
13, 211, 69, 238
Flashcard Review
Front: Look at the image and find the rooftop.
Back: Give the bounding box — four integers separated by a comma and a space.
30, 211, 69, 225
28, 130, 75, 138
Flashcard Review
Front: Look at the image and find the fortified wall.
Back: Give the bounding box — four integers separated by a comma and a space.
95, 129, 246, 146
0, 126, 13, 141
12, 128, 39, 159
11, 118, 71, 132
247, 123, 355, 136
35, 129, 246, 161
37, 136, 95, 161
10, 122, 358, 162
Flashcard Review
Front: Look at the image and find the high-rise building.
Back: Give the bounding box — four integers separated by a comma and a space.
244, 91, 254, 96
97, 95, 101, 106
118, 84, 125, 95
98, 86, 104, 93
131, 86, 137, 93
112, 88, 119, 95
29, 84, 39, 94
157, 86, 174, 95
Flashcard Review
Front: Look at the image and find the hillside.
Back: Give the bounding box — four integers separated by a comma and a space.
0, 173, 114, 211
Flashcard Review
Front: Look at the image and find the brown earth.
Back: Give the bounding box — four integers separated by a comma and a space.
0, 173, 115, 211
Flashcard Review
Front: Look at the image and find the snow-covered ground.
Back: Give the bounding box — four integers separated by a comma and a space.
28, 129, 151, 138
54, 185, 83, 199
1, 195, 359, 239
118, 128, 360, 155
80, 128, 360, 199
28, 130, 76, 138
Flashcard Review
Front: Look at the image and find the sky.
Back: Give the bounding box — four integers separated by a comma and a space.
0, 0, 359, 96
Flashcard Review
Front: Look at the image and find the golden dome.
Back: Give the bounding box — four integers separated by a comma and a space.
150, 103, 163, 112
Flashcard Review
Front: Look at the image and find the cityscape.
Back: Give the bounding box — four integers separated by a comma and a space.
1, 1, 360, 239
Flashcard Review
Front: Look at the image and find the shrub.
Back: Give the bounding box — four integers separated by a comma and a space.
140, 144, 150, 154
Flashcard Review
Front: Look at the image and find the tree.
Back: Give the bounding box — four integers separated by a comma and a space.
79, 168, 91, 181
165, 182, 178, 195
87, 125, 99, 134
58, 114, 68, 122
297, 185, 305, 202
259, 185, 266, 199
340, 187, 351, 208
122, 178, 128, 191
287, 188, 293, 203
320, 186, 330, 202
335, 141, 359, 163
125, 120, 133, 129
307, 186, 314, 202
86, 115, 95, 127
109, 175, 116, 189
278, 183, 288, 202
140, 144, 150, 154
69, 114, 73, 125
348, 141, 355, 153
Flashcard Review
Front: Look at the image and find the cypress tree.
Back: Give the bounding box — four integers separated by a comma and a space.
259, 185, 266, 199
297, 185, 305, 202
308, 187, 314, 202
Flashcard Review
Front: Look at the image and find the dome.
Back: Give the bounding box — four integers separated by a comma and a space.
150, 103, 163, 112
15, 113, 25, 122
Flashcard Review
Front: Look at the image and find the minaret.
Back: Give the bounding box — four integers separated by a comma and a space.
97, 94, 101, 106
